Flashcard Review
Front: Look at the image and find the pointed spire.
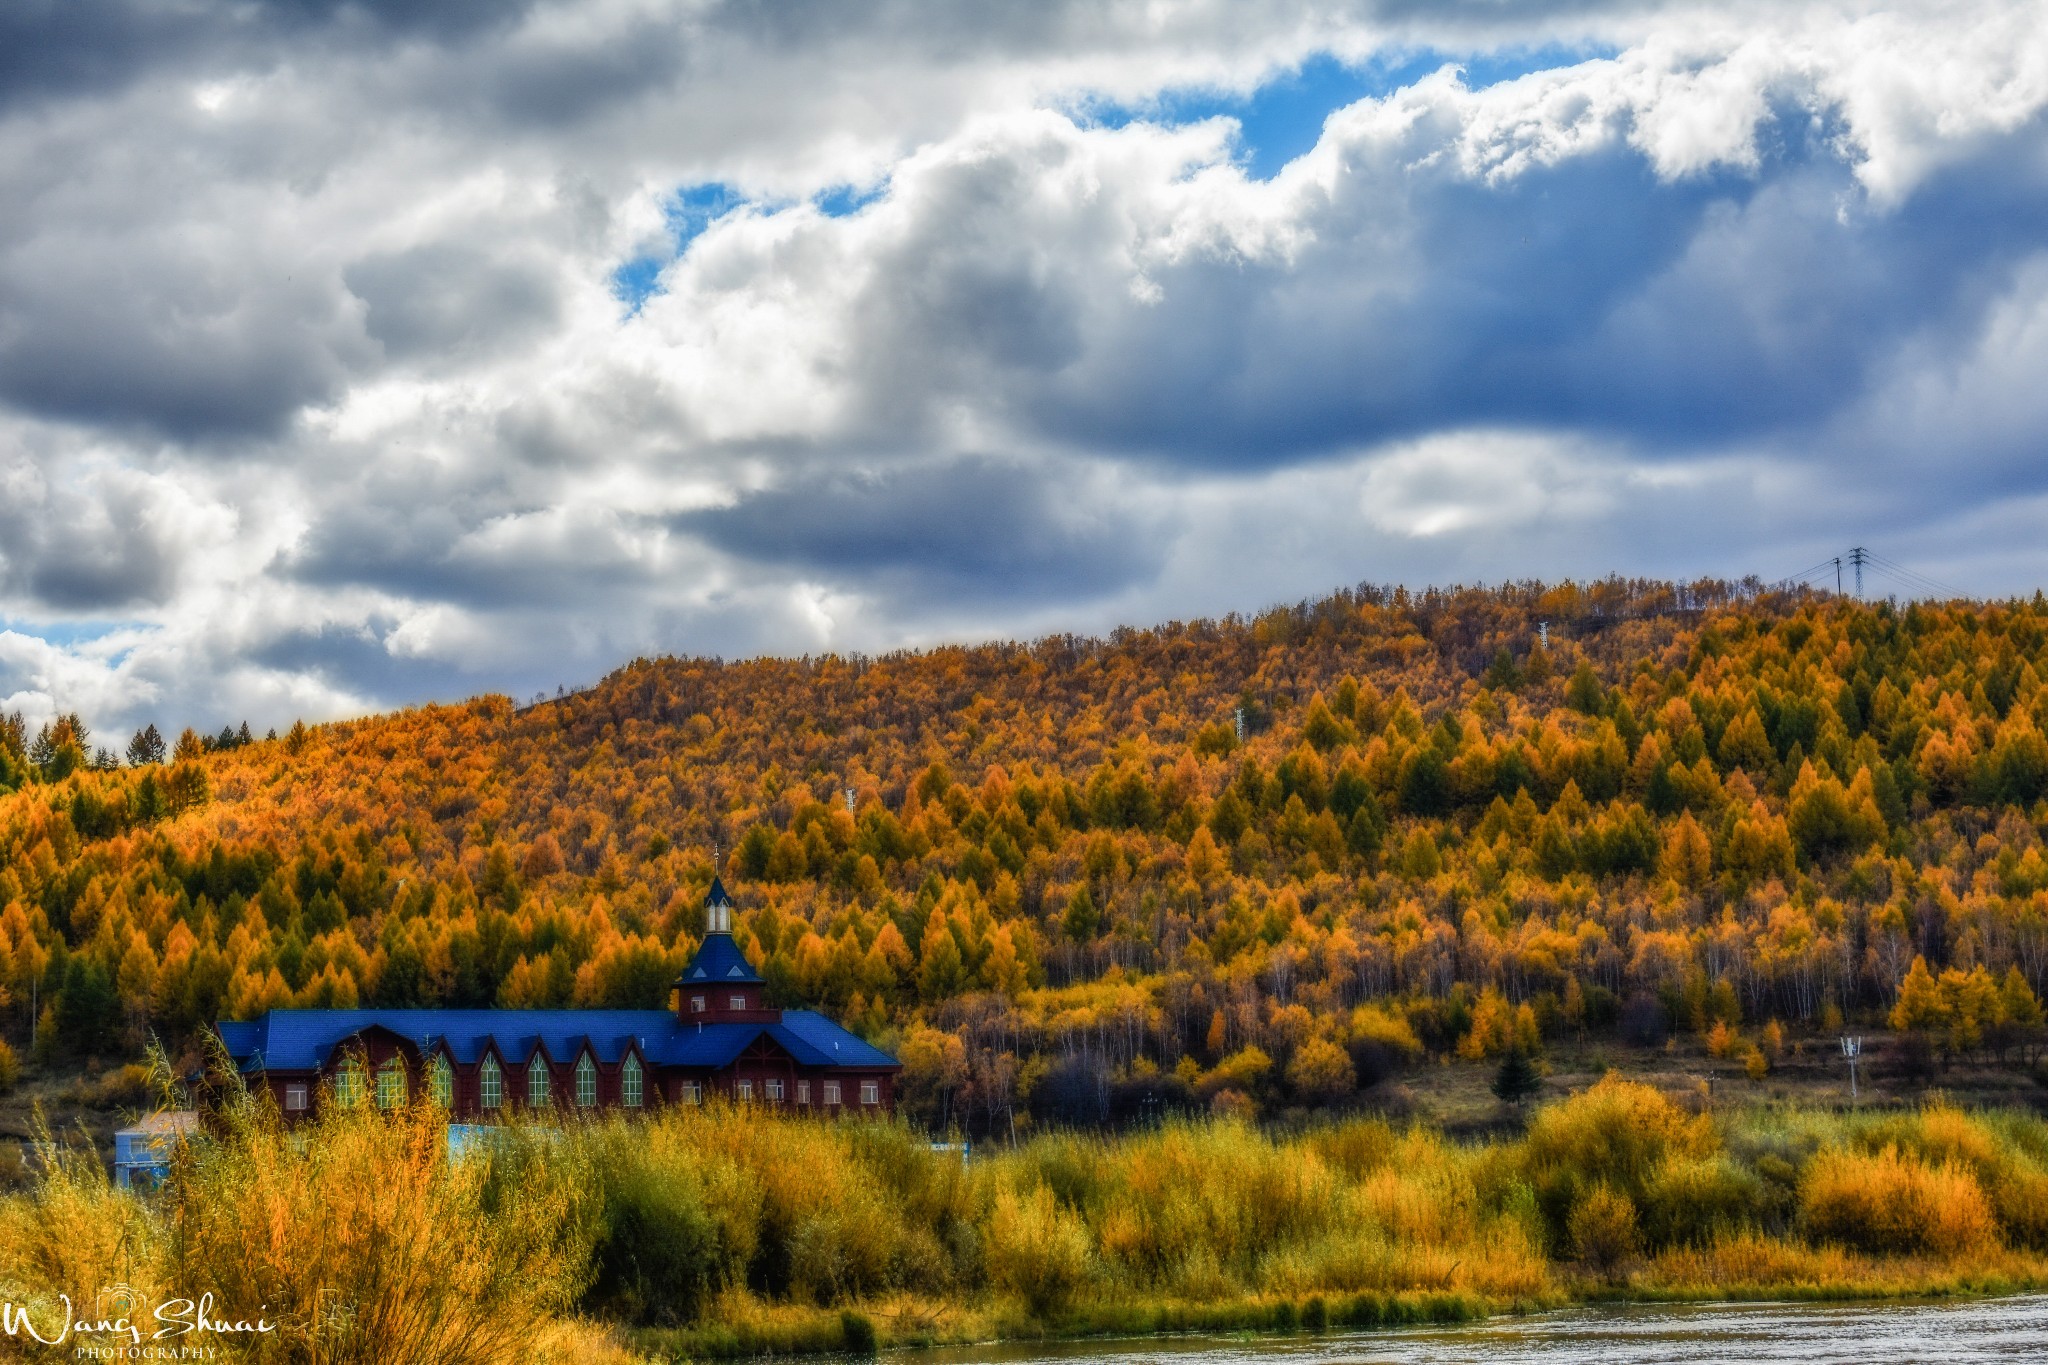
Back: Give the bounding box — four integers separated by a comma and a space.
675, 874, 764, 992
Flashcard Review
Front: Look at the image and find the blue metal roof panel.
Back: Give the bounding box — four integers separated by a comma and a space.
216, 1010, 676, 1072
677, 934, 763, 985
216, 1020, 262, 1058
776, 1011, 901, 1069
648, 1022, 765, 1068
213, 1007, 898, 1072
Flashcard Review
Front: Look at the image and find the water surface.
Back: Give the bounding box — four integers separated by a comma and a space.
902, 1296, 2048, 1365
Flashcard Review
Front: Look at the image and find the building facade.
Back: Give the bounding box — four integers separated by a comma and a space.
211, 879, 899, 1121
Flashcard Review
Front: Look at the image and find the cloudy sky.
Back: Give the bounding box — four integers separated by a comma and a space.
3, 0, 2047, 736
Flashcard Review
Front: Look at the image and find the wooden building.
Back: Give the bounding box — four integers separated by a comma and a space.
210, 879, 899, 1121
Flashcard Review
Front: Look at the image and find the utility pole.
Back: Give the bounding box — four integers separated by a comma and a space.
1834, 557, 1843, 596
1848, 547, 1868, 599
1840, 1034, 1863, 1102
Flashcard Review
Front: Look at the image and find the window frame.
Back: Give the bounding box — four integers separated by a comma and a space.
375, 1056, 408, 1110
860, 1081, 879, 1107
528, 1057, 551, 1108
284, 1082, 308, 1112
797, 1079, 811, 1105
333, 1055, 367, 1108
479, 1055, 503, 1110
737, 1079, 753, 1101
574, 1054, 598, 1108
429, 1054, 454, 1108
621, 1055, 644, 1108
823, 1080, 841, 1106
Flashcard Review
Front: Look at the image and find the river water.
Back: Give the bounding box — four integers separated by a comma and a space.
900, 1296, 2048, 1365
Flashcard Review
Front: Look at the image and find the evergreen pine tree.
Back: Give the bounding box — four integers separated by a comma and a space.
1492, 1046, 1543, 1105
126, 723, 167, 765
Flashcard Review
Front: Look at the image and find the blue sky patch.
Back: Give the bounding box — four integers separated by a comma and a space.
816, 181, 888, 218
1074, 44, 1618, 180
611, 182, 749, 314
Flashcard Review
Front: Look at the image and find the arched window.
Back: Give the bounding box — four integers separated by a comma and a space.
621, 1055, 644, 1108
575, 1054, 597, 1108
528, 1057, 551, 1107
333, 1054, 367, 1108
375, 1057, 407, 1110
429, 1054, 454, 1108
479, 1055, 503, 1110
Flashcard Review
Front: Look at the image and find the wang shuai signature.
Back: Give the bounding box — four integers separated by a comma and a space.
1, 1291, 275, 1348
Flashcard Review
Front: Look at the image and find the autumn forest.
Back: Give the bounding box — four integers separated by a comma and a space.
4, 578, 2047, 1131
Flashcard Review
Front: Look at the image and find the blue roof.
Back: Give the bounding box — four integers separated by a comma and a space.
213, 1007, 896, 1073
216, 1021, 261, 1056
678, 933, 763, 985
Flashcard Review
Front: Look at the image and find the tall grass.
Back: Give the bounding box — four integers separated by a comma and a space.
0, 1093, 626, 1364
9, 1078, 2048, 1360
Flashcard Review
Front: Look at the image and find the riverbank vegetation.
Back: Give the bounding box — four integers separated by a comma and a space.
7, 1080, 2048, 1361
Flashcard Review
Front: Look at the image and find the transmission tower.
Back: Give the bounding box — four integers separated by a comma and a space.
1848, 546, 1868, 598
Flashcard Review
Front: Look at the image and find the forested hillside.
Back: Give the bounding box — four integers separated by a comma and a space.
5, 578, 2048, 1130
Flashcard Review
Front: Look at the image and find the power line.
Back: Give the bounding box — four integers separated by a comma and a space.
1776, 558, 1842, 593
1862, 551, 1970, 601
1775, 548, 1974, 602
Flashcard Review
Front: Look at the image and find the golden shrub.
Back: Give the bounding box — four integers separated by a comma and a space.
1522, 1074, 1715, 1198
986, 1183, 1092, 1317
1799, 1145, 1997, 1258
1568, 1185, 1640, 1276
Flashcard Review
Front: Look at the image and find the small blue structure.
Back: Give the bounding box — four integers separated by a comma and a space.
113, 1111, 197, 1189
445, 1123, 501, 1161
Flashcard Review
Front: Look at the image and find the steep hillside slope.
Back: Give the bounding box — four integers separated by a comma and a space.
4, 578, 2046, 1127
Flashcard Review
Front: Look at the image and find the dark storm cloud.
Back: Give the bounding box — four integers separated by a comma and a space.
999, 122, 2048, 467
0, 167, 378, 441
344, 243, 561, 363
0, 476, 183, 611
251, 621, 502, 705
282, 477, 671, 611
0, 0, 212, 111
456, 13, 692, 128
0, 0, 537, 110
839, 146, 1093, 440
1559, 131, 2048, 445
681, 458, 1163, 605
0, 270, 366, 441
283, 502, 471, 595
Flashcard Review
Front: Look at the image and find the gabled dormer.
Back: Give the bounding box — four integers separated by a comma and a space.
675, 876, 780, 1023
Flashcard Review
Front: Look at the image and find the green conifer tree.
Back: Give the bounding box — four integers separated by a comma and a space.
1492, 1046, 1543, 1105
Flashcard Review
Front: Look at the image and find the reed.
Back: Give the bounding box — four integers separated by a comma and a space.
9, 1080, 2048, 1361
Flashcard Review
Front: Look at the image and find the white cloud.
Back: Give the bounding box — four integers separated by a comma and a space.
2, 0, 2048, 736
1359, 431, 1621, 537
